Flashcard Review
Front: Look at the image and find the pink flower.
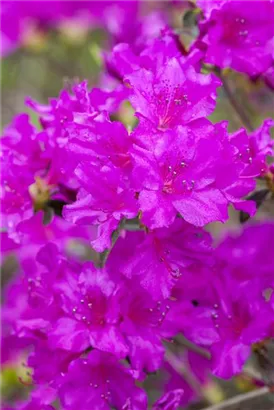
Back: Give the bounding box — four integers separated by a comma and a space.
132, 122, 256, 229
108, 220, 212, 300
198, 0, 274, 76
63, 162, 138, 252
59, 351, 148, 410
126, 57, 220, 130
48, 261, 128, 357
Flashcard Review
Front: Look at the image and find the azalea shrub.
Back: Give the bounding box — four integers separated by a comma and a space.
1, 1, 274, 410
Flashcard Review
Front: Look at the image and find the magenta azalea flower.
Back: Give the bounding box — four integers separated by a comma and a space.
59, 351, 147, 410
132, 122, 256, 229
48, 261, 128, 357
63, 162, 138, 252
126, 57, 220, 130
198, 0, 274, 76
108, 220, 212, 299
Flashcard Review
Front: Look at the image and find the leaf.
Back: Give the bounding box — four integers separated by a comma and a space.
240, 189, 269, 223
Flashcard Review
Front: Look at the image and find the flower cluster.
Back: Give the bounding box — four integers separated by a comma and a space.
1, 0, 168, 56
1, 1, 274, 409
196, 0, 274, 78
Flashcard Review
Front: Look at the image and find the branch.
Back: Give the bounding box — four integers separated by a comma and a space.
174, 335, 211, 359
99, 219, 125, 268
201, 387, 270, 410
165, 350, 208, 401
219, 71, 254, 132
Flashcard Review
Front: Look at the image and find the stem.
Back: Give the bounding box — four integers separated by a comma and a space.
165, 350, 208, 401
201, 387, 269, 410
174, 336, 211, 359
219, 71, 254, 132
99, 219, 125, 268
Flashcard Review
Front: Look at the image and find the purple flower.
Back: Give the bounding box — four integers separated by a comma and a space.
108, 220, 212, 300
105, 28, 187, 81
118, 280, 167, 372
0, 114, 46, 226
63, 162, 138, 252
209, 279, 273, 378
65, 116, 133, 170
229, 119, 274, 177
48, 261, 128, 357
132, 122, 256, 229
198, 0, 274, 76
126, 57, 220, 130
215, 222, 274, 287
59, 351, 148, 410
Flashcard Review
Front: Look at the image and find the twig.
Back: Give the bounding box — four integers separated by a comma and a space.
174, 336, 211, 359
201, 387, 270, 410
219, 71, 254, 132
99, 219, 125, 268
165, 350, 208, 401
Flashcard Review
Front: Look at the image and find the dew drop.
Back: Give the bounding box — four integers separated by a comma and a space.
173, 171, 177, 176
88, 303, 93, 308
82, 316, 87, 321
180, 161, 186, 167
80, 299, 85, 304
